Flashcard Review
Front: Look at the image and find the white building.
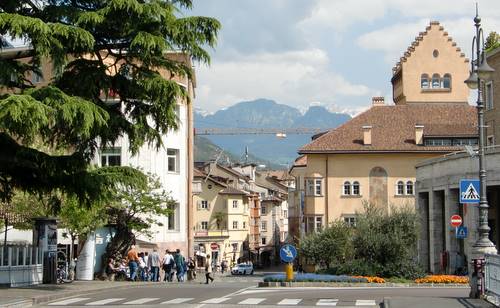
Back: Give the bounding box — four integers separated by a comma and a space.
97, 54, 195, 255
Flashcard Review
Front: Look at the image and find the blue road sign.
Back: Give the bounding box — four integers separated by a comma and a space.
460, 179, 480, 203
456, 226, 468, 239
280, 244, 297, 263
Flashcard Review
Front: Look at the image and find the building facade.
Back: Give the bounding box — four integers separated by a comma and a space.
95, 53, 195, 255
416, 45, 500, 274
295, 21, 474, 231
192, 169, 249, 266
194, 162, 289, 266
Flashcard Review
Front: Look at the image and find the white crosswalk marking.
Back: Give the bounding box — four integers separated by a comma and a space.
355, 299, 377, 306
48, 298, 90, 305
161, 298, 194, 304
277, 298, 302, 305
200, 297, 231, 304
85, 298, 125, 305
238, 298, 266, 305
123, 298, 160, 305
316, 299, 339, 306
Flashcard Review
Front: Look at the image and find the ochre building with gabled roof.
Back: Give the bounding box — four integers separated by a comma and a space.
295, 21, 476, 232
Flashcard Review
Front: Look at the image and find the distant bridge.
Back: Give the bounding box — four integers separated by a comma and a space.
194, 127, 327, 136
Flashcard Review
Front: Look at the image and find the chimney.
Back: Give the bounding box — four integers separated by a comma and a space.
415, 125, 424, 145
372, 96, 385, 106
362, 126, 372, 145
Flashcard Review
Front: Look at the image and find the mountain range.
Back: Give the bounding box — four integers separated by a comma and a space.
194, 99, 351, 165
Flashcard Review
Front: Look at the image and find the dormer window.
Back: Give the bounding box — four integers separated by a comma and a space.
421, 74, 429, 89
432, 74, 441, 88
443, 74, 451, 89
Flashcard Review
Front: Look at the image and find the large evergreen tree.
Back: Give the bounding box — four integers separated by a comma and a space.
0, 0, 220, 202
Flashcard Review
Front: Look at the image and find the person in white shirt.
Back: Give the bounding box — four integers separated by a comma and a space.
205, 255, 214, 284
162, 250, 174, 282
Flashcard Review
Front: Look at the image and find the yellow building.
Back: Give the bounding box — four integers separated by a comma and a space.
192, 168, 250, 265
296, 21, 476, 230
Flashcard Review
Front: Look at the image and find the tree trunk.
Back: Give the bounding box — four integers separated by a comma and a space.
99, 222, 134, 275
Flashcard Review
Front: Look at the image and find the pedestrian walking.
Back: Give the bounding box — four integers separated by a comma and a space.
149, 248, 161, 282
174, 249, 186, 282
221, 260, 227, 274
126, 245, 140, 281
138, 252, 147, 281
162, 250, 174, 282
187, 257, 196, 281
205, 255, 214, 284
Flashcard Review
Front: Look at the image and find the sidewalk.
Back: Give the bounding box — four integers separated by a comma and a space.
0, 281, 158, 307
384, 296, 496, 308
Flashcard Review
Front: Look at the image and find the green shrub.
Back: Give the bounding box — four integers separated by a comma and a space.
302, 203, 424, 279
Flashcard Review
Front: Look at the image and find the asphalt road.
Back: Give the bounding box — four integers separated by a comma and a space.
34, 274, 490, 308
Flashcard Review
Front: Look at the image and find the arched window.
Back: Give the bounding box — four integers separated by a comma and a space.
343, 181, 351, 195
397, 181, 405, 195
443, 74, 451, 89
352, 181, 360, 195
432, 74, 441, 88
406, 181, 414, 195
421, 74, 429, 89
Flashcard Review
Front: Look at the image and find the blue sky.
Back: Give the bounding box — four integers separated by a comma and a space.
187, 0, 500, 114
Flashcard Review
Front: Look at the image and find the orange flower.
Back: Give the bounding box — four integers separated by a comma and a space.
352, 276, 386, 283
415, 275, 468, 284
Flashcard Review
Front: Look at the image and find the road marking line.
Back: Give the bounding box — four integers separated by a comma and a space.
85, 298, 125, 305
122, 297, 160, 305
48, 298, 90, 305
161, 298, 194, 304
238, 298, 266, 305
240, 289, 276, 295
355, 299, 377, 306
317, 299, 339, 306
200, 297, 231, 304
278, 298, 302, 305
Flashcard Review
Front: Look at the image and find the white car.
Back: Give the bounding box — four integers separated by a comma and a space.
231, 263, 254, 275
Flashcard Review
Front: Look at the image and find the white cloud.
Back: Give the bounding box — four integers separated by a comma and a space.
299, 0, 500, 33
195, 49, 374, 112
357, 16, 500, 64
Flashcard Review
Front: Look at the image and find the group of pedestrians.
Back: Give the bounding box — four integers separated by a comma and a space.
161, 248, 192, 282
108, 245, 218, 284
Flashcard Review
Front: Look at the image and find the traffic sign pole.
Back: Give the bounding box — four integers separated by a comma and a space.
285, 263, 294, 281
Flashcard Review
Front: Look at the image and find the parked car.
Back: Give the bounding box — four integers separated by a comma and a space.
231, 263, 254, 275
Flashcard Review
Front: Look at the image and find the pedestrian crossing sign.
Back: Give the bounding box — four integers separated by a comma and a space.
460, 179, 480, 203
456, 226, 468, 239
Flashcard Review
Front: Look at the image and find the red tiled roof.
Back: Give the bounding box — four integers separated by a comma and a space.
293, 155, 307, 167
193, 168, 206, 178
299, 104, 477, 153
219, 187, 248, 195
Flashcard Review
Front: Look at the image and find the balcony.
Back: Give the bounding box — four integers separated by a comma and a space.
194, 230, 229, 238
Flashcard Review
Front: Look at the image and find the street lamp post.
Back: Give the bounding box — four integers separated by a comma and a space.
464, 6, 497, 297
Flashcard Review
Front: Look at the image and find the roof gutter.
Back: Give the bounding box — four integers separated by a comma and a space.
298, 150, 458, 154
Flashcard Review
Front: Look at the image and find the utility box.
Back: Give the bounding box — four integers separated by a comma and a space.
33, 218, 58, 284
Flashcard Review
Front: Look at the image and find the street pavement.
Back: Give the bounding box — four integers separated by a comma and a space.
2, 272, 495, 308
33, 273, 493, 308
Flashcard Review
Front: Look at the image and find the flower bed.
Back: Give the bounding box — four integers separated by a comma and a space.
263, 273, 367, 283
352, 276, 386, 283
415, 275, 469, 284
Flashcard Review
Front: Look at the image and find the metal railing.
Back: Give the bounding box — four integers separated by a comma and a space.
485, 254, 500, 304
0, 244, 42, 267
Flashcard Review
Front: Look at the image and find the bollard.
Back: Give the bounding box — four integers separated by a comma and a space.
285, 263, 294, 281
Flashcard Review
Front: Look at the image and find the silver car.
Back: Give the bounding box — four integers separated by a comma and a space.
231, 263, 254, 275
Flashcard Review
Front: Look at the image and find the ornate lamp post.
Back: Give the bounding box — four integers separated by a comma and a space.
464, 7, 497, 296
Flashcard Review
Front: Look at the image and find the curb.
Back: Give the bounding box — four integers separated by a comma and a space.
4, 282, 160, 307
258, 281, 470, 288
